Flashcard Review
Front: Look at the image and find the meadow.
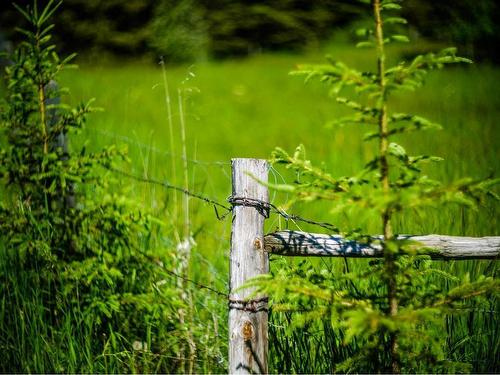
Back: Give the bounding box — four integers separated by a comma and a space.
2, 38, 499, 372
64, 41, 500, 260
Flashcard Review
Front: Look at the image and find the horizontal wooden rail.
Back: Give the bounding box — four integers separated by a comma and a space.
264, 230, 500, 260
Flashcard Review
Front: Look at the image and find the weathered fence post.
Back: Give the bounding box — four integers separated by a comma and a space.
229, 158, 269, 374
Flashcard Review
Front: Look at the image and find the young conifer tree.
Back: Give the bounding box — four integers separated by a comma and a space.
247, 0, 499, 372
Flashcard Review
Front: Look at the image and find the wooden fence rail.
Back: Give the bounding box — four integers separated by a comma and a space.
228, 158, 499, 374
265, 231, 500, 260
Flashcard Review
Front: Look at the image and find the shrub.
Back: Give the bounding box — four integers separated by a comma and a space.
0, 1, 189, 372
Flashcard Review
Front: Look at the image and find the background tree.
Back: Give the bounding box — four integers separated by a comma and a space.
1, 0, 498, 63
403, 0, 500, 63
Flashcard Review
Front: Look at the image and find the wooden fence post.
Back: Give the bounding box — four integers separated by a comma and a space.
229, 158, 269, 374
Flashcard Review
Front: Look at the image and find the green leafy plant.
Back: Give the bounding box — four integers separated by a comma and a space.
0, 1, 197, 372
247, 0, 499, 373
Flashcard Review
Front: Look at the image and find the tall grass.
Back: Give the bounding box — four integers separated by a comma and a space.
1, 41, 498, 372
0, 238, 228, 373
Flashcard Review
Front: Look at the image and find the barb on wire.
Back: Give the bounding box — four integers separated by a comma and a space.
108, 167, 232, 217
109, 167, 337, 229
269, 202, 340, 233
227, 195, 339, 233
228, 196, 270, 218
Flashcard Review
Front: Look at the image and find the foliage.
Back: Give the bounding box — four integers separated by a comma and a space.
0, 0, 360, 61
403, 0, 500, 63
1, 0, 499, 63
0, 1, 497, 373
245, 0, 500, 373
0, 1, 221, 372
197, 0, 358, 58
49, 46, 499, 373
149, 0, 209, 63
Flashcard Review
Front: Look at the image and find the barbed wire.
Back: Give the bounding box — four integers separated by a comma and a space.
109, 166, 340, 231
137, 248, 228, 298
111, 167, 343, 300
228, 196, 339, 233
269, 203, 340, 233
163, 268, 228, 298
108, 166, 233, 216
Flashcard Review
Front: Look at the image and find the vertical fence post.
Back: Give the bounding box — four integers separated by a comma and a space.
229, 158, 269, 374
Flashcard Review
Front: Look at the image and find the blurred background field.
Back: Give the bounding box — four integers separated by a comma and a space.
1, 0, 499, 373
61, 40, 500, 235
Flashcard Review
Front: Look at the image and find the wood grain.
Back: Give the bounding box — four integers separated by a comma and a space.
229, 159, 269, 374
265, 230, 500, 259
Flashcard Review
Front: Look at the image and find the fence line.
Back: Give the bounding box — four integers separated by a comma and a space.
107, 165, 344, 232
77, 116, 344, 233
98, 158, 500, 372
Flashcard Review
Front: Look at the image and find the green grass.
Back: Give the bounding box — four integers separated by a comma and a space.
62, 42, 499, 252
2, 41, 499, 372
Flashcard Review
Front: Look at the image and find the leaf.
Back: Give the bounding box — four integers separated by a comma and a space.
381, 3, 402, 10
356, 41, 375, 49
293, 144, 306, 161
355, 28, 371, 37
440, 47, 458, 55
391, 35, 410, 43
12, 3, 33, 23
14, 27, 32, 38
388, 142, 408, 161
384, 17, 407, 24
38, 0, 62, 26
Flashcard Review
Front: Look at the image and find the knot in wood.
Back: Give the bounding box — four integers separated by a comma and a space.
242, 321, 254, 341
253, 237, 263, 250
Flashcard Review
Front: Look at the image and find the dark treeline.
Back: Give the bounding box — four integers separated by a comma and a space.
1, 0, 498, 63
